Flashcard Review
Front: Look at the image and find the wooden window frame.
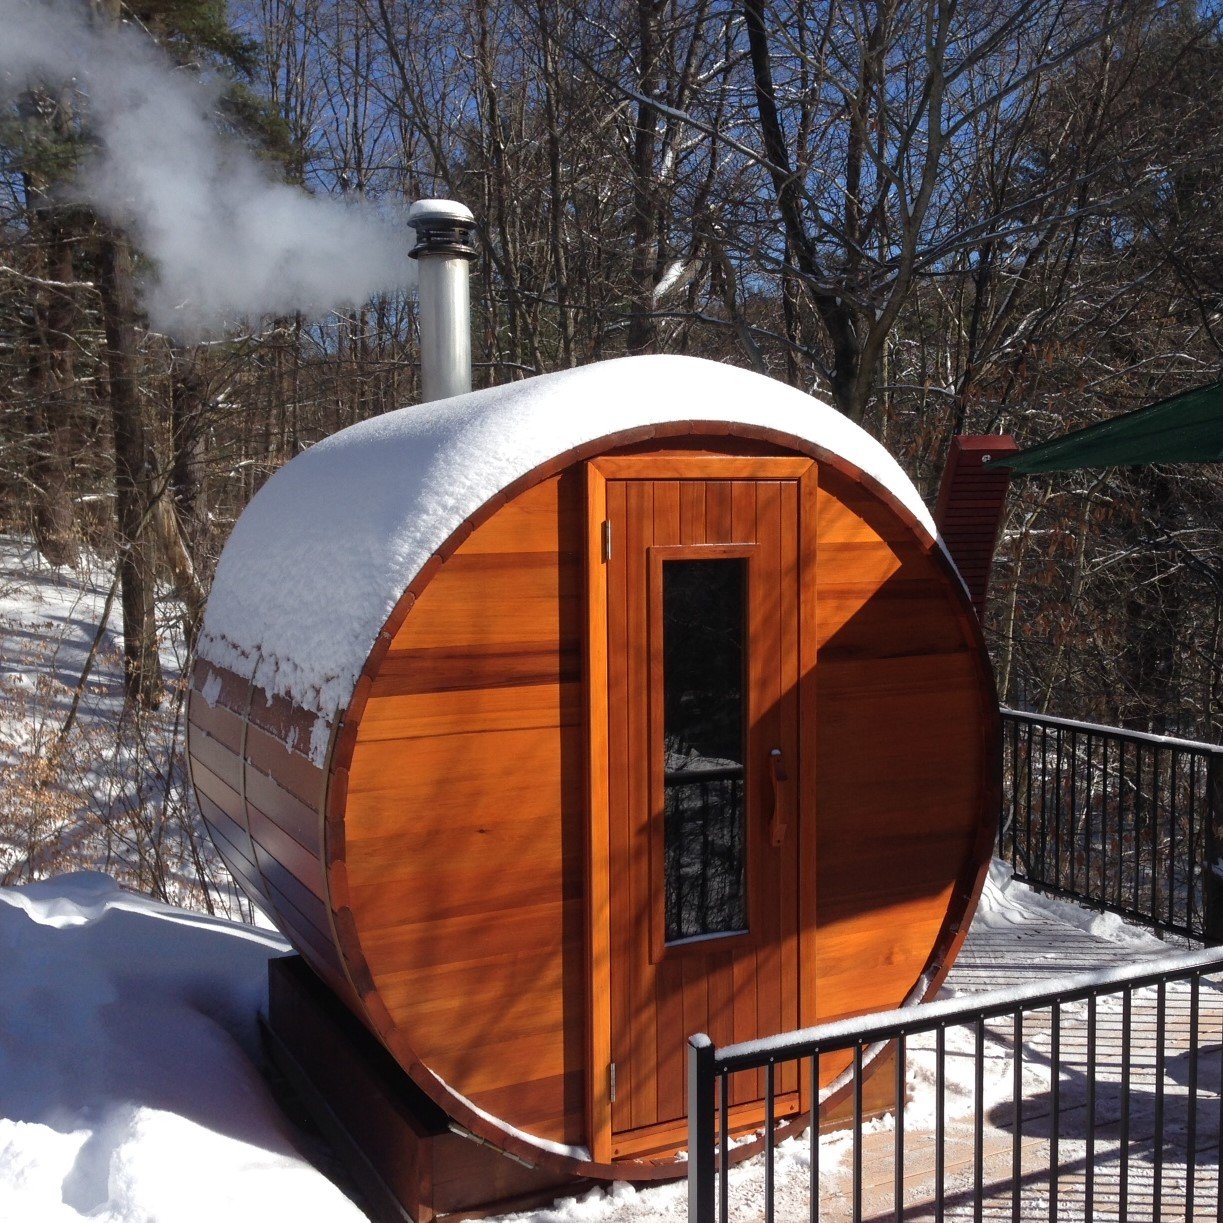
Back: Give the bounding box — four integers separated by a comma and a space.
647, 543, 758, 965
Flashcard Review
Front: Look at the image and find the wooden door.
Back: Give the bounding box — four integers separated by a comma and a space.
585, 456, 817, 1161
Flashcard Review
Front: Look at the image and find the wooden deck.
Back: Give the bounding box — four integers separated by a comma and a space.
727, 896, 1223, 1222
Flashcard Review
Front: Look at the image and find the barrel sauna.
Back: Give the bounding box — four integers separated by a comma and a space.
188, 354, 999, 1193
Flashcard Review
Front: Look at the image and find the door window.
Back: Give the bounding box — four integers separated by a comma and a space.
661, 557, 748, 942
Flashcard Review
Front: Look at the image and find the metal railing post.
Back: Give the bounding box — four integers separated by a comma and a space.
1205, 753, 1223, 944
688, 1034, 716, 1223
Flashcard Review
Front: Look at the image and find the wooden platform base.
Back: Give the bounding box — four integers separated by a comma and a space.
263, 955, 591, 1222
264, 956, 901, 1220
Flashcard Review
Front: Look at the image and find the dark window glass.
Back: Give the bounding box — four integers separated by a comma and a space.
662, 558, 747, 942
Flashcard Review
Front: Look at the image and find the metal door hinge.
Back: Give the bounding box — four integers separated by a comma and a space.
609, 1062, 617, 1102
601, 519, 612, 562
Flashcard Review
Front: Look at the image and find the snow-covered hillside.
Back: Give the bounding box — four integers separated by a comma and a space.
0, 536, 245, 916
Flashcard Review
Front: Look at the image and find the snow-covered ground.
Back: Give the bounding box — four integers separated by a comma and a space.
0, 873, 366, 1222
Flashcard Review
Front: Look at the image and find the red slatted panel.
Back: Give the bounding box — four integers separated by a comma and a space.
933, 436, 1019, 619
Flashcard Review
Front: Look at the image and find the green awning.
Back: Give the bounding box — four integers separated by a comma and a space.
988, 380, 1223, 473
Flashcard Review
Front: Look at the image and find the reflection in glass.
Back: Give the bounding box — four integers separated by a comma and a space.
662, 559, 747, 942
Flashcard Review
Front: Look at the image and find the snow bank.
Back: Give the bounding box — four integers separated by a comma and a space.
975, 858, 1167, 949
0, 873, 365, 1223
199, 355, 939, 750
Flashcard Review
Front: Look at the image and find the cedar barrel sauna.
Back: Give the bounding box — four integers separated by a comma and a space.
187, 353, 999, 1215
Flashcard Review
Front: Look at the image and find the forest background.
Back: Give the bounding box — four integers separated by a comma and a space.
0, 0, 1220, 911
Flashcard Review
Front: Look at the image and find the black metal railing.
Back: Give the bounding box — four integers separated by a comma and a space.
999, 709, 1223, 942
688, 946, 1223, 1223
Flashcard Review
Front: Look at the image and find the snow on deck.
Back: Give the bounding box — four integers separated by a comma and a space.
834, 866, 1220, 1222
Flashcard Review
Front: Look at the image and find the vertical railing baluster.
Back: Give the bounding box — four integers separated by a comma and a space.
1188, 755, 1199, 935
1189, 752, 1197, 933
936, 1025, 945, 1221
1117, 738, 1127, 911
1048, 1002, 1060, 1223
1009, 716, 1020, 865
1151, 748, 1162, 924
1040, 723, 1049, 881
1153, 981, 1165, 1220
1133, 744, 1143, 916
894, 1034, 905, 1223
719, 1071, 729, 1223
1168, 752, 1178, 930
1085, 994, 1096, 1221
1120, 988, 1131, 1220
1202, 752, 1209, 934
1053, 726, 1064, 888
810, 1054, 819, 1223
1025, 721, 1035, 879
1069, 727, 1078, 895
1102, 734, 1111, 905
1084, 731, 1094, 900
1208, 753, 1223, 944
973, 1017, 984, 1222
1186, 977, 1198, 1222
1012, 1011, 1022, 1223
688, 1036, 715, 1223
1205, 749, 1217, 941
852, 1045, 862, 1223
765, 1060, 775, 1223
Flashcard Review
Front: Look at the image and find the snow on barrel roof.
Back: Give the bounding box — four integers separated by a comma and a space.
199, 355, 937, 746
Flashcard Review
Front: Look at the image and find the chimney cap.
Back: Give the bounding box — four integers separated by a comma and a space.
408, 198, 475, 229
408, 198, 476, 261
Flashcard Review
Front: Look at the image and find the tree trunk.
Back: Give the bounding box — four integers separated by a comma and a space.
627, 0, 660, 355
167, 345, 209, 648
741, 0, 863, 415
1119, 470, 1179, 735
169, 345, 206, 555
538, 0, 575, 367
21, 86, 81, 568
26, 208, 81, 567
98, 229, 164, 709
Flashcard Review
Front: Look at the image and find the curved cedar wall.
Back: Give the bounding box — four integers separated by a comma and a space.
187, 661, 358, 1013
189, 428, 997, 1168
342, 470, 587, 1145
812, 462, 992, 1020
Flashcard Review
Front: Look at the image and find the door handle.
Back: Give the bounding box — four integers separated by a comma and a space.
768, 748, 788, 847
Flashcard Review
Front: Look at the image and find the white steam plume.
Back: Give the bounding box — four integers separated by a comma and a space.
0, 0, 415, 339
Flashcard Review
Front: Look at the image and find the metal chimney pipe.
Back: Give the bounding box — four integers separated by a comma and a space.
408, 199, 477, 402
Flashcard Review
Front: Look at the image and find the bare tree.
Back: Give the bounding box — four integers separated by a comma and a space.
17, 86, 83, 566
96, 227, 164, 709
738, 0, 1152, 422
